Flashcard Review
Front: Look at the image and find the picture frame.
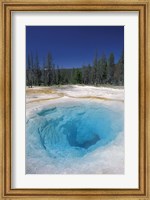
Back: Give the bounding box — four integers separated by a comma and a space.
0, 0, 149, 199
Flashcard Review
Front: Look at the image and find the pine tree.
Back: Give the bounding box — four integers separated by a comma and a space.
74, 69, 82, 84
119, 50, 124, 85
107, 53, 115, 84
35, 53, 42, 86
93, 51, 98, 85
46, 52, 53, 86
26, 54, 31, 86
82, 65, 88, 84
100, 54, 107, 83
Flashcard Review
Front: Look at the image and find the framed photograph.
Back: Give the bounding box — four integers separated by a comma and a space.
0, 0, 150, 199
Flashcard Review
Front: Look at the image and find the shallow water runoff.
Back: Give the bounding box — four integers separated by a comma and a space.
26, 100, 124, 174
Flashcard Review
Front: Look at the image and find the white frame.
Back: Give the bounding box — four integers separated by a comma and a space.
12, 11, 139, 189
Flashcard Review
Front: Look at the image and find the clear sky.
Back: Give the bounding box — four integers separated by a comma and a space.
26, 26, 124, 68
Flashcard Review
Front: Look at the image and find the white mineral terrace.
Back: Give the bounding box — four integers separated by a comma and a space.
26, 85, 124, 117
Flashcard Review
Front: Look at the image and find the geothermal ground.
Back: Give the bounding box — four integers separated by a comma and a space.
26, 85, 124, 174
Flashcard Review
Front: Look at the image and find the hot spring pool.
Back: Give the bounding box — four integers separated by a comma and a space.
26, 101, 124, 174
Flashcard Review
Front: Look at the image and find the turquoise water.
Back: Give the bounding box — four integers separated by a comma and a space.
26, 101, 124, 174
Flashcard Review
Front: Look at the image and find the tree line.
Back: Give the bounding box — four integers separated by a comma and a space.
26, 51, 124, 87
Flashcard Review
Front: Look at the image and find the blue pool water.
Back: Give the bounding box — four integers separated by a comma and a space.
26, 101, 124, 174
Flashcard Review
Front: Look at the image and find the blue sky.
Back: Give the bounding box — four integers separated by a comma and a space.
26, 26, 124, 68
